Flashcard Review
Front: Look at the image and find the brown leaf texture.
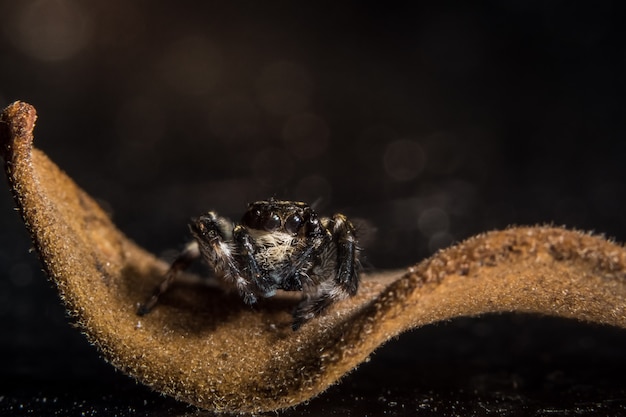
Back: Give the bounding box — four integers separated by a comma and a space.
2, 101, 626, 413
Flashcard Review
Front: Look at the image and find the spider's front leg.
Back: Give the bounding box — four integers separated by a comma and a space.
292, 214, 360, 330
231, 225, 276, 301
191, 213, 259, 305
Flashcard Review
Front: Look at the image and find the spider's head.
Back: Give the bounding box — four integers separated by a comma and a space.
241, 199, 322, 237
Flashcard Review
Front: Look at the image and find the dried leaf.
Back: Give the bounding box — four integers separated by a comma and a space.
2, 101, 626, 413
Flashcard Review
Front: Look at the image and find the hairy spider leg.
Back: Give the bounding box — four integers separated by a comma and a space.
137, 240, 201, 316
275, 240, 316, 292
192, 213, 259, 305
291, 214, 360, 330
232, 225, 273, 299
273, 231, 325, 292
331, 214, 360, 296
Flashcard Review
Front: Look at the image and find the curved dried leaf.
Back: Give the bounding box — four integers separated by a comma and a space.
2, 101, 626, 413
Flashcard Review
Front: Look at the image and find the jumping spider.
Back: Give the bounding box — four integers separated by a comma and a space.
138, 199, 360, 330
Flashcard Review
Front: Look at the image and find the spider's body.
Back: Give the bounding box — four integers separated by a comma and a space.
139, 199, 360, 330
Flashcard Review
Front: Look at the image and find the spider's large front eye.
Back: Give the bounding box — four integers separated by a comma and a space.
263, 212, 281, 231
285, 213, 303, 234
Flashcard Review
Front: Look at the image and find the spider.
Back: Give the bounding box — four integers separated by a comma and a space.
138, 199, 360, 330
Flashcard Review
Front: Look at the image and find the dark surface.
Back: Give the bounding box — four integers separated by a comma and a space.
1, 1, 625, 415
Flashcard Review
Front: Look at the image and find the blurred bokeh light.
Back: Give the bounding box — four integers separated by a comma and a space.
9, 0, 93, 62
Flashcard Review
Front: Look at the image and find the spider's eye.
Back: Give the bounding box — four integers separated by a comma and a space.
242, 209, 262, 229
263, 212, 281, 231
285, 213, 303, 234
305, 213, 321, 236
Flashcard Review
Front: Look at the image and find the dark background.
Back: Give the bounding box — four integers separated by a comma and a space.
1, 1, 625, 415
